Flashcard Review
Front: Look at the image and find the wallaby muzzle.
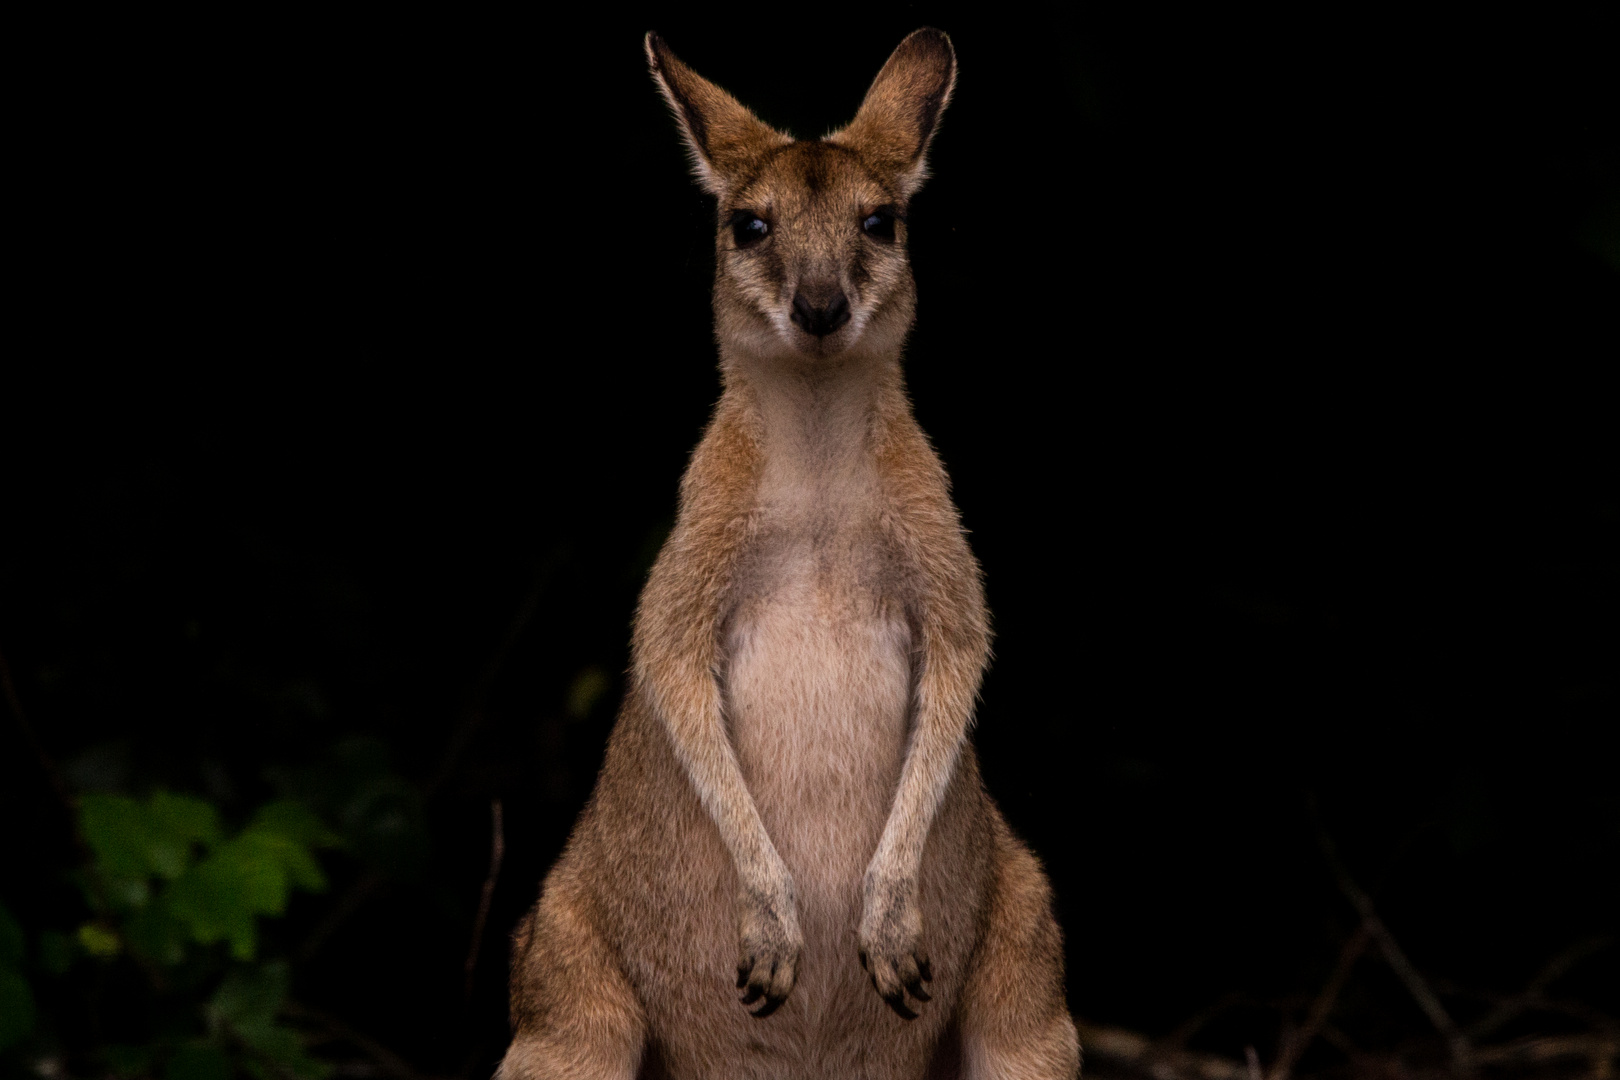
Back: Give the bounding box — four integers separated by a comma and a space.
790, 286, 851, 337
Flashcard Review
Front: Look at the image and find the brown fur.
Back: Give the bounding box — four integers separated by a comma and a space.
498, 29, 1079, 1080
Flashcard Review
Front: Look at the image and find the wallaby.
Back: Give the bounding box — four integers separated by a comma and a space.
498, 29, 1080, 1080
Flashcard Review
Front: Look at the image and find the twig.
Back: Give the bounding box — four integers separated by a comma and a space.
1472, 1032, 1619, 1070
283, 998, 435, 1080
1465, 935, 1615, 1041
1075, 1020, 1251, 1080
1318, 1023, 1362, 1062
1315, 821, 1474, 1075
1266, 922, 1372, 1080
1163, 992, 1251, 1051
464, 799, 505, 999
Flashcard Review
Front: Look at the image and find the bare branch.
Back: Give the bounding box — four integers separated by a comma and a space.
1266, 922, 1372, 1080
1076, 1020, 1251, 1080
1472, 1032, 1619, 1071
1466, 935, 1615, 1041
1163, 992, 1251, 1052
464, 798, 505, 999
1316, 821, 1474, 1075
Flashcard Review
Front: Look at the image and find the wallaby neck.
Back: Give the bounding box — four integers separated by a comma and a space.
720, 346, 906, 482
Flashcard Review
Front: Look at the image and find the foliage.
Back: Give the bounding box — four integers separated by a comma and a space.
265, 739, 428, 881
79, 792, 336, 966
4, 790, 342, 1079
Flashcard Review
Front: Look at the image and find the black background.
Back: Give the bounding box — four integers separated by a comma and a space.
5, 3, 1617, 1073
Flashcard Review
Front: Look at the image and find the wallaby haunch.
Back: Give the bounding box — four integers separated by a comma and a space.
498, 29, 1080, 1080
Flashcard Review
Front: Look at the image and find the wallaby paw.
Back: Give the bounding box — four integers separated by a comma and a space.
735, 883, 802, 1018
858, 876, 932, 1020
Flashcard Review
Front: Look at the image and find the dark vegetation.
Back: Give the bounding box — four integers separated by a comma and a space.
5, 5, 1616, 1078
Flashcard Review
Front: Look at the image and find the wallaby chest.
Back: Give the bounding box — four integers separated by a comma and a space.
721, 444, 913, 897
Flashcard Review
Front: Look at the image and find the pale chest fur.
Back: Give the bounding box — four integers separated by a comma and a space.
721, 447, 913, 912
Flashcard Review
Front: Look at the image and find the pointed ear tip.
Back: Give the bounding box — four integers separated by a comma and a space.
906, 26, 956, 59
644, 31, 668, 70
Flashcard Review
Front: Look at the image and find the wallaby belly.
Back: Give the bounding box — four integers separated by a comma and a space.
725, 539, 912, 905
713, 543, 927, 1073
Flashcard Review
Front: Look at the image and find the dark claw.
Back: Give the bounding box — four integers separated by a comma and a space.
858, 948, 869, 971
905, 977, 932, 1003
917, 957, 933, 982
740, 983, 764, 1005
882, 990, 919, 1020
737, 965, 749, 989
750, 993, 784, 1019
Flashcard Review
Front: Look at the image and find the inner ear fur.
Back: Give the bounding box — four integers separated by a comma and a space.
645, 32, 790, 197
830, 28, 957, 199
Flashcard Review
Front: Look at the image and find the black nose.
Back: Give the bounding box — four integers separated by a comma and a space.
790, 289, 851, 337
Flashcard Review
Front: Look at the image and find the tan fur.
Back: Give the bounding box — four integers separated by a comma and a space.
498, 29, 1079, 1080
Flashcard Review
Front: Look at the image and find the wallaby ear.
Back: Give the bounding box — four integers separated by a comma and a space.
830, 28, 957, 200
645, 32, 790, 198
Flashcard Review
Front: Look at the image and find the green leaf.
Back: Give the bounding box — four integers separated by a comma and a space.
248, 801, 340, 849
150, 792, 224, 846
164, 816, 330, 960
165, 1044, 232, 1080
276, 740, 428, 878
0, 968, 36, 1050
166, 852, 263, 960
244, 1027, 331, 1080
147, 791, 223, 877
222, 836, 294, 918
206, 963, 330, 1079
235, 1021, 331, 1080
78, 923, 122, 958
242, 831, 327, 895
105, 876, 151, 910
80, 791, 221, 889
80, 794, 152, 881
0, 901, 23, 966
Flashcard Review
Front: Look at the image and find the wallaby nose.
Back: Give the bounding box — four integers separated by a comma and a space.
790, 289, 851, 337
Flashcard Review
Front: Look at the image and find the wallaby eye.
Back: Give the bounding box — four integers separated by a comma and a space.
861, 208, 897, 243
728, 211, 770, 248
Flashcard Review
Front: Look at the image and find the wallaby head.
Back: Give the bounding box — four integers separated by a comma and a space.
646, 30, 956, 367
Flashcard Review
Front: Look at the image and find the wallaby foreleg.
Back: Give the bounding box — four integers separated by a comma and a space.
630, 411, 802, 1017
862, 445, 991, 1017
861, 621, 985, 1015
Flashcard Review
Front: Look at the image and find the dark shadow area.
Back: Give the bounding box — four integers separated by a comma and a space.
4, 5, 1616, 1078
